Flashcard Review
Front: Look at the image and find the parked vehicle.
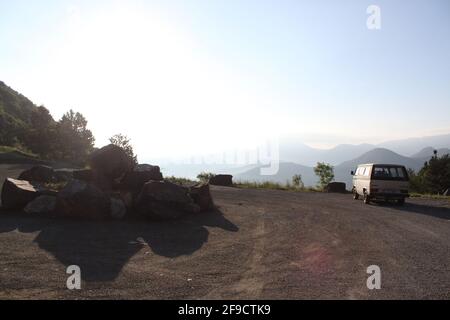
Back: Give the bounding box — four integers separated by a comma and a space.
351, 164, 410, 205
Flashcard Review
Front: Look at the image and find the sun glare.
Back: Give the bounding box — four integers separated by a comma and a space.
19, 3, 278, 160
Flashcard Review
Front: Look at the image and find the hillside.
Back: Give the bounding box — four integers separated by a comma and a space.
411, 147, 450, 160
278, 139, 376, 166
0, 81, 39, 146
336, 148, 423, 171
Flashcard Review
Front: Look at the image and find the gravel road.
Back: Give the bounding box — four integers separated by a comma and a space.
0, 185, 449, 299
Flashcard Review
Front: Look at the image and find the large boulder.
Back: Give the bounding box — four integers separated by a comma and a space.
56, 180, 111, 220
209, 174, 233, 187
110, 197, 127, 220
24, 195, 57, 215
135, 181, 199, 220
18, 165, 55, 183
72, 169, 93, 182
1, 178, 45, 210
325, 182, 347, 193
53, 169, 74, 182
120, 164, 163, 194
88, 144, 134, 180
73, 169, 112, 192
18, 166, 73, 184
189, 183, 214, 212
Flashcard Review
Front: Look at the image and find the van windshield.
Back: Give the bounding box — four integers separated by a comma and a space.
371, 166, 409, 181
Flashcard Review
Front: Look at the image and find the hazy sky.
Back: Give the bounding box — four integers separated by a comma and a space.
1, 0, 449, 159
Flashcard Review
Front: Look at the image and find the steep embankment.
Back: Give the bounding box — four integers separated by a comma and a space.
0, 81, 40, 146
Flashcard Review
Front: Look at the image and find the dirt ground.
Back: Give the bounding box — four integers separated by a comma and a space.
0, 164, 449, 300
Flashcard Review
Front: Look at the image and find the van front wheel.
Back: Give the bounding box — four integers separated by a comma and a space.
363, 193, 371, 205
353, 189, 359, 200
397, 198, 405, 206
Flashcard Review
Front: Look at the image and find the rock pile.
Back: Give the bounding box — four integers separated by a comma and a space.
0, 144, 214, 221
325, 182, 347, 193
209, 174, 233, 187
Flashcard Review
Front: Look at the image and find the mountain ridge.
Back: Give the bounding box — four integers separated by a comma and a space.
236, 147, 440, 188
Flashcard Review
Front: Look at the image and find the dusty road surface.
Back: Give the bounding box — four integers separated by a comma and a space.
0, 183, 449, 299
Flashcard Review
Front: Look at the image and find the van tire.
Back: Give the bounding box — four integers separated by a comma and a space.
363, 193, 371, 205
397, 198, 405, 206
352, 188, 359, 200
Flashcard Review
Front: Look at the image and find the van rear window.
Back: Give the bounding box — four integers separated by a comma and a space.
372, 166, 408, 181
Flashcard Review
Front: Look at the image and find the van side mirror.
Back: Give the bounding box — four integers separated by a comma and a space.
351, 171, 354, 176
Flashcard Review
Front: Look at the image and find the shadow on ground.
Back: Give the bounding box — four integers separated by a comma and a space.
0, 209, 238, 282
389, 202, 450, 220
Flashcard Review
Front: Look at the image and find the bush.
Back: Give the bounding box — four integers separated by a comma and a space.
197, 172, 216, 183
292, 174, 304, 189
109, 133, 138, 165
409, 151, 450, 195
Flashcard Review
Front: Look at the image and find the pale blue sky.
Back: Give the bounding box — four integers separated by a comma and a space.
1, 0, 449, 157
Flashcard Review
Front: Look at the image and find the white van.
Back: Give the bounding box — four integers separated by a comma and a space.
351, 164, 410, 205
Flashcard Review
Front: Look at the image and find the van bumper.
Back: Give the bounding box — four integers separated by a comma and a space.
370, 192, 409, 200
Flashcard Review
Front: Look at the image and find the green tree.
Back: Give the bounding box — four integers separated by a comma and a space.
292, 174, 304, 189
24, 106, 58, 158
419, 151, 450, 194
56, 110, 95, 165
314, 162, 334, 189
109, 133, 138, 165
408, 168, 425, 194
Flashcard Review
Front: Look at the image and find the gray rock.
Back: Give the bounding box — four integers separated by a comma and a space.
1, 178, 44, 210
120, 164, 163, 194
53, 169, 74, 182
56, 180, 111, 220
209, 174, 233, 187
18, 165, 54, 183
189, 183, 214, 212
89, 144, 134, 180
136, 181, 199, 220
72, 169, 93, 182
24, 195, 57, 215
325, 182, 347, 193
73, 169, 112, 192
110, 198, 127, 220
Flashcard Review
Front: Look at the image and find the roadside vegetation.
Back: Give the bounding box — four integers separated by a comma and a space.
164, 176, 197, 185
197, 172, 216, 183
0, 145, 37, 158
234, 180, 320, 192
408, 150, 450, 196
410, 193, 450, 200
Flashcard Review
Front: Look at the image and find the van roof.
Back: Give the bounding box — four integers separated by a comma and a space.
358, 163, 407, 167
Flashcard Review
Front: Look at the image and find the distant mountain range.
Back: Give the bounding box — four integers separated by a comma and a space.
234, 146, 450, 188
160, 136, 450, 186
277, 134, 450, 166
